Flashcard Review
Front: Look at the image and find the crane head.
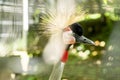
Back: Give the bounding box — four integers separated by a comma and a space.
63, 23, 95, 45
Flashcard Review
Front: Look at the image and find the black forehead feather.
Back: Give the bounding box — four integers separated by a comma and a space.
70, 23, 83, 36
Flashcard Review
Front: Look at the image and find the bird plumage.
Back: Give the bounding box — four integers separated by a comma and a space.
41, 0, 83, 65
70, 23, 83, 36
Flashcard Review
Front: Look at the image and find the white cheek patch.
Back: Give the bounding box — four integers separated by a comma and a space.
63, 30, 75, 44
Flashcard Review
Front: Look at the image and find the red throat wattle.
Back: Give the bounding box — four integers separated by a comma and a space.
61, 50, 69, 63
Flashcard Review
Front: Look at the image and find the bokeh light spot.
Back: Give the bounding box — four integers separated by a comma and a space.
92, 51, 98, 56
100, 41, 106, 47
95, 40, 100, 46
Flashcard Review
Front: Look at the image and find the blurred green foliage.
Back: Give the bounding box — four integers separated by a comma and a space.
27, 13, 117, 80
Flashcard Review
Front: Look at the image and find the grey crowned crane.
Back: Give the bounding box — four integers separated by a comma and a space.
37, 0, 95, 80
47, 23, 95, 80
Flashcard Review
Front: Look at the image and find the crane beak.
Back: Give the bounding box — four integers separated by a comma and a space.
74, 34, 95, 45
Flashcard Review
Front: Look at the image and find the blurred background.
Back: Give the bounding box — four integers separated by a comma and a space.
0, 0, 120, 80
